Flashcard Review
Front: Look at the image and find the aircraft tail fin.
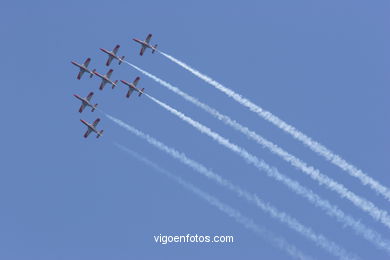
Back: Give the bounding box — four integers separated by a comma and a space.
119, 56, 125, 65
92, 104, 98, 112
152, 44, 158, 53
138, 88, 145, 97
97, 130, 104, 138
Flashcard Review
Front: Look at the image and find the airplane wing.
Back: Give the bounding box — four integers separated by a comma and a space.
140, 45, 146, 56
83, 58, 91, 67
84, 128, 92, 138
92, 118, 100, 127
77, 70, 85, 80
133, 76, 140, 87
145, 34, 152, 44
106, 56, 114, 66
113, 45, 120, 55
99, 80, 107, 90
79, 103, 87, 113
106, 69, 113, 79
86, 92, 94, 101
126, 89, 134, 98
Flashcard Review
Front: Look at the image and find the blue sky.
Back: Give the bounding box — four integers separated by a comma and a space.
1, 0, 389, 259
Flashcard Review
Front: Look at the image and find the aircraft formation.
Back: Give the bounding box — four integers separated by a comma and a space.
71, 33, 157, 138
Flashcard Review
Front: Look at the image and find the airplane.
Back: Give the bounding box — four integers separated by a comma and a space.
80, 118, 104, 138
133, 34, 158, 56
120, 77, 145, 98
73, 92, 98, 113
71, 57, 96, 79
93, 69, 118, 90
99, 44, 125, 66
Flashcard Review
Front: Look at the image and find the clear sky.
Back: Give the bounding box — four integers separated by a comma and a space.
1, 0, 389, 259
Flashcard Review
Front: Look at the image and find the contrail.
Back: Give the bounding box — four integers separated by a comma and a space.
122, 61, 390, 228
105, 113, 390, 255
115, 144, 355, 259
157, 51, 390, 203
115, 145, 312, 260
145, 93, 390, 230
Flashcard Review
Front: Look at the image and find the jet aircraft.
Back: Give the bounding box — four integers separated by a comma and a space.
93, 69, 118, 90
120, 77, 145, 98
71, 58, 96, 79
73, 92, 98, 113
133, 34, 158, 56
100, 45, 125, 66
80, 118, 104, 138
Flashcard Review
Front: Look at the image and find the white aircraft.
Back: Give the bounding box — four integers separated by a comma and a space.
120, 77, 145, 98
73, 92, 98, 113
133, 34, 158, 56
71, 58, 96, 79
80, 118, 104, 138
99, 45, 125, 66
93, 69, 118, 90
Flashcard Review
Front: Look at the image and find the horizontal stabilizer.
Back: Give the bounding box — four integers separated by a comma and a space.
119, 56, 125, 65
112, 80, 118, 89
90, 69, 96, 78
97, 130, 104, 138
138, 88, 145, 97
152, 44, 158, 53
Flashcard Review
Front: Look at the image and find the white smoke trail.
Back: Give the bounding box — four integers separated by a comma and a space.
105, 113, 390, 254
157, 51, 390, 203
122, 61, 390, 228
145, 93, 390, 230
115, 144, 355, 259
115, 144, 312, 260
